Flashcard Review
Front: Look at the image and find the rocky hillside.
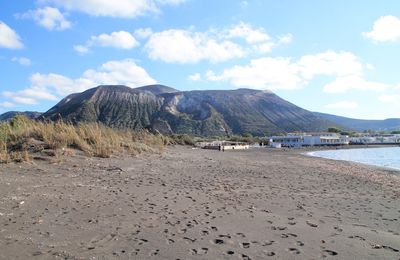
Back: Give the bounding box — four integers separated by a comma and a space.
0, 111, 42, 122
41, 85, 163, 129
41, 85, 337, 136
314, 112, 400, 132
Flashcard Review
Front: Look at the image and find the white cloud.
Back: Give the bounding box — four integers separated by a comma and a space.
142, 22, 292, 64
11, 57, 31, 66
145, 29, 245, 63
90, 31, 139, 49
188, 73, 201, 81
206, 50, 374, 91
227, 22, 271, 44
298, 51, 362, 80
278, 33, 293, 45
2, 59, 156, 105
81, 59, 156, 88
4, 86, 59, 105
366, 63, 374, 70
28, 73, 92, 97
18, 7, 71, 31
226, 22, 287, 54
3, 92, 40, 105
0, 22, 23, 49
0, 101, 14, 108
134, 27, 153, 39
379, 94, 400, 103
206, 57, 303, 90
325, 101, 359, 109
73, 45, 89, 55
253, 42, 275, 54
39, 0, 186, 18
363, 15, 400, 42
74, 31, 139, 54
323, 75, 389, 93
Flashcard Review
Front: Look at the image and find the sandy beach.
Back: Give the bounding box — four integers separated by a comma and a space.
0, 146, 399, 259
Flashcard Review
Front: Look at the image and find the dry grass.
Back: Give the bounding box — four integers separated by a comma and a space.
168, 134, 196, 146
0, 115, 166, 163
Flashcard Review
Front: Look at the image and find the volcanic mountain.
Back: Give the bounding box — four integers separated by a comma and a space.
0, 111, 42, 122
40, 84, 336, 136
314, 112, 400, 132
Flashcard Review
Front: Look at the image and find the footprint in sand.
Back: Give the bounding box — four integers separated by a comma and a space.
236, 232, 246, 238
322, 249, 338, 256
213, 239, 225, 245
333, 226, 343, 232
288, 248, 301, 254
381, 245, 399, 253
183, 237, 196, 243
190, 248, 208, 255
271, 226, 287, 231
281, 233, 297, 238
306, 221, 318, 227
241, 242, 251, 248
201, 230, 210, 236
150, 249, 160, 256
178, 228, 187, 234
31, 251, 44, 257
262, 240, 275, 246
348, 235, 365, 241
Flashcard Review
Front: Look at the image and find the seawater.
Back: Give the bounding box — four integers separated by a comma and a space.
307, 147, 400, 171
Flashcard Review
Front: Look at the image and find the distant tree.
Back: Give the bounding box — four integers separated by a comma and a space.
328, 127, 341, 133
391, 130, 400, 134
348, 131, 357, 137
363, 129, 375, 134
242, 133, 253, 138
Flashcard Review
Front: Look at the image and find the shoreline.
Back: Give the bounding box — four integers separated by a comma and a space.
0, 146, 399, 259
304, 147, 400, 173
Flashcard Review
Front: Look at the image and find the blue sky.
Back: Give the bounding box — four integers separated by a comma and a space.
1, 0, 400, 119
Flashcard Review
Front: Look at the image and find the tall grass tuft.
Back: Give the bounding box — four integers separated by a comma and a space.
0, 115, 165, 163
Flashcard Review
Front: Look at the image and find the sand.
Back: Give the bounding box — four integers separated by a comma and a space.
0, 146, 399, 259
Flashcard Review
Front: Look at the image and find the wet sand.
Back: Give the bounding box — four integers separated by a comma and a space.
0, 146, 399, 259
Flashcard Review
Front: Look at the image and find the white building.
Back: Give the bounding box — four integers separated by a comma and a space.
269, 133, 349, 147
350, 134, 400, 144
196, 141, 250, 151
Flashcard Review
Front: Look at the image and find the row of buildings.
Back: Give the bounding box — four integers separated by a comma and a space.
267, 133, 400, 148
196, 133, 400, 150
195, 141, 250, 151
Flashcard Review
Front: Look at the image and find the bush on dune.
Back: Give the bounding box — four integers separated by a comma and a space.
0, 115, 165, 163
168, 134, 196, 146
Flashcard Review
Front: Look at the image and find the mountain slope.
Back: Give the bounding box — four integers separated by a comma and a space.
0, 111, 42, 122
314, 112, 400, 132
41, 85, 338, 136
135, 84, 179, 95
155, 89, 335, 135
42, 85, 163, 129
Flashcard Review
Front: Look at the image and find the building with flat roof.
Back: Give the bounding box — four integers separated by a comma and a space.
196, 141, 250, 151
269, 133, 349, 147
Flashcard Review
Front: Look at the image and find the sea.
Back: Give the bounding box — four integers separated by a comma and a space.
307, 146, 400, 171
